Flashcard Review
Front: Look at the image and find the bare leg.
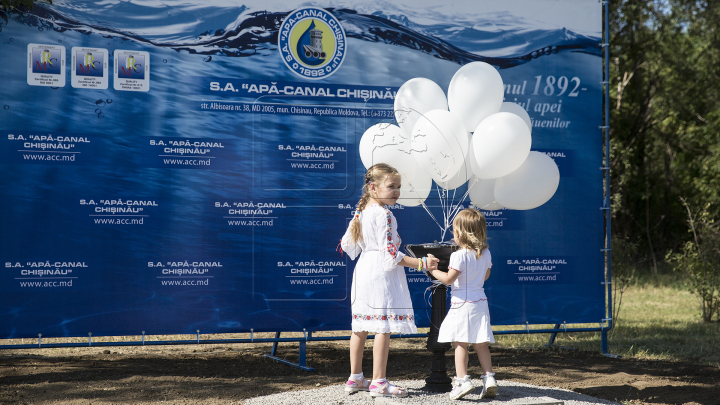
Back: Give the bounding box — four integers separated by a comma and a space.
473, 343, 493, 374
372, 333, 391, 380
350, 331, 368, 375
454, 342, 470, 377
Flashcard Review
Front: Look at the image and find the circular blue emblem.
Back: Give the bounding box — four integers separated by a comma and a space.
278, 7, 347, 80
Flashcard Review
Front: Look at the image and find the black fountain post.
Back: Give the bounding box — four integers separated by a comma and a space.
406, 243, 455, 392
423, 277, 453, 391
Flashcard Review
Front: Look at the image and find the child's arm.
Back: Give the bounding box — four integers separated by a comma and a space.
429, 268, 460, 285
399, 256, 439, 271
484, 268, 491, 281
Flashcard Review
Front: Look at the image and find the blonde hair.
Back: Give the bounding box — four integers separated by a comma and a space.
452, 208, 488, 259
348, 163, 400, 244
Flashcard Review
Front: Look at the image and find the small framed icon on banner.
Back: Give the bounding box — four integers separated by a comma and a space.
27, 43, 66, 87
114, 50, 150, 92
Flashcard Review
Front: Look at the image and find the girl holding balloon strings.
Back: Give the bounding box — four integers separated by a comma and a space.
340, 163, 439, 398
428, 208, 497, 400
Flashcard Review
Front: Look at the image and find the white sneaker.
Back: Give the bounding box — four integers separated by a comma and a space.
449, 375, 474, 400
480, 374, 497, 398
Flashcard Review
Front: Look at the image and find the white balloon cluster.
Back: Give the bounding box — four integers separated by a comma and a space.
359, 61, 560, 213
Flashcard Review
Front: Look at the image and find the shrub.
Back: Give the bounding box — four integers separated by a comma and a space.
666, 199, 720, 322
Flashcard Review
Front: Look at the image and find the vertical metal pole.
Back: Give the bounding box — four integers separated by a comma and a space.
298, 340, 307, 367
270, 332, 280, 356
603, 0, 613, 354
601, 326, 609, 354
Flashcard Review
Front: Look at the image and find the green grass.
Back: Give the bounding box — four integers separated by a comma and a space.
2, 275, 718, 366
491, 273, 720, 366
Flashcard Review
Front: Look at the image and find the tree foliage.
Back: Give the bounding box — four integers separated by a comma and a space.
610, 0, 720, 275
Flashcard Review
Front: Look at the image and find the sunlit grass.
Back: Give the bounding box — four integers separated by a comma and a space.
491, 273, 720, 365
2, 275, 718, 366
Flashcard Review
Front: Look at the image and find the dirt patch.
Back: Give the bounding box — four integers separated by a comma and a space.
1, 336, 718, 404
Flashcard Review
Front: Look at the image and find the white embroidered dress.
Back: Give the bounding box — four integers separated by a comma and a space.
340, 204, 418, 334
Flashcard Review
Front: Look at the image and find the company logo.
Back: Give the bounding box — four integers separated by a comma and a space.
118, 53, 145, 79
31, 47, 61, 74
76, 50, 104, 77
278, 7, 346, 79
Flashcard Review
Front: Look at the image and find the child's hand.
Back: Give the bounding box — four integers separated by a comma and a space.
426, 254, 439, 271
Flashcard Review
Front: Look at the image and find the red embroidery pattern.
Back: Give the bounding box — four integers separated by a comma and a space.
384, 206, 400, 259
352, 313, 414, 321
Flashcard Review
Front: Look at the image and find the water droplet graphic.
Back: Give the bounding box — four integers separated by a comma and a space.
50, 87, 59, 90
296, 21, 326, 66
95, 108, 102, 114
58, 40, 62, 43
163, 59, 167, 63
38, 27, 43, 31
3, 105, 9, 110
95, 100, 106, 107
97, 112, 104, 119
106, 99, 113, 104
531, 51, 539, 58
203, 56, 212, 62
9, 38, 13, 42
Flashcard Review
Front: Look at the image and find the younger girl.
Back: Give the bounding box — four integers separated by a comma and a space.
340, 163, 439, 398
428, 208, 497, 400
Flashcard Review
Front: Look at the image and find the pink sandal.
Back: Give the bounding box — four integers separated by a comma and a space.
369, 381, 409, 398
344, 375, 370, 393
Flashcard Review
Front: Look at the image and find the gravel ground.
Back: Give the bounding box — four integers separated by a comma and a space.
244, 379, 621, 405
1, 335, 718, 404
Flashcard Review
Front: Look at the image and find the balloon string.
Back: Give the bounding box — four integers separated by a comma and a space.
435, 185, 445, 218
420, 200, 443, 232
409, 180, 443, 232
448, 177, 477, 221
479, 201, 500, 210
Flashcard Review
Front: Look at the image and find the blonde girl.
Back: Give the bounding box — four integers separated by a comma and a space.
340, 163, 439, 398
428, 208, 497, 400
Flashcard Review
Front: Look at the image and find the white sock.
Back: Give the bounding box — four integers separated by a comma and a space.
350, 372, 363, 380
485, 371, 495, 377
371, 378, 387, 386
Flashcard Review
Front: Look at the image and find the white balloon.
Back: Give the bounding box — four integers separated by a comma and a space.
494, 151, 560, 210
394, 78, 448, 137
438, 132, 473, 190
399, 169, 433, 207
499, 102, 532, 134
468, 177, 504, 211
468, 134, 484, 178
359, 123, 417, 181
411, 109, 469, 184
472, 112, 532, 179
448, 62, 504, 131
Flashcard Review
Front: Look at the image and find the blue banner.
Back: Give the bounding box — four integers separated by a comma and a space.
0, 0, 603, 337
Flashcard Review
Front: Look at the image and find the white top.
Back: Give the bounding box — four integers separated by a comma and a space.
340, 204, 406, 271
447, 248, 492, 303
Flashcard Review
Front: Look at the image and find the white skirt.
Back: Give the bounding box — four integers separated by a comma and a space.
437, 300, 495, 344
350, 251, 418, 335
